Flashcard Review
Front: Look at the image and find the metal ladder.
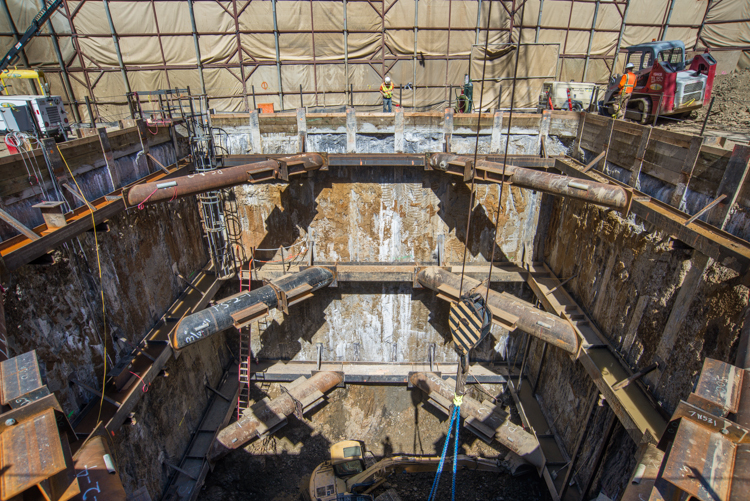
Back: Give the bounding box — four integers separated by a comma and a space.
237, 260, 253, 418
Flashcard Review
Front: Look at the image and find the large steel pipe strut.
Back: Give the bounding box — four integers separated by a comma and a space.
417, 267, 578, 354
126, 153, 324, 206
172, 266, 334, 350
410, 372, 545, 471
430, 153, 628, 209
208, 371, 344, 461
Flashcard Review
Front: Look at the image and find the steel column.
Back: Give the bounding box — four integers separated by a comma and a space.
416, 267, 579, 354
660, 0, 675, 41
610, 0, 631, 80
535, 0, 544, 42
41, 2, 81, 122
0, 0, 30, 69
271, 0, 283, 110
101, 0, 131, 93
187, 0, 207, 95
413, 0, 418, 110
231, 0, 249, 112
729, 309, 750, 500
582, 0, 600, 81
343, 0, 350, 105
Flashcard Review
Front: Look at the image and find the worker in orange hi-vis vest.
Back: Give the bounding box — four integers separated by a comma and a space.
380, 76, 394, 112
614, 62, 637, 119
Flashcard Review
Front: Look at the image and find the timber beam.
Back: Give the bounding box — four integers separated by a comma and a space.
555, 157, 750, 275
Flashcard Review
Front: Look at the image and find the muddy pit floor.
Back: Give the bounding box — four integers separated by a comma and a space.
201, 384, 552, 501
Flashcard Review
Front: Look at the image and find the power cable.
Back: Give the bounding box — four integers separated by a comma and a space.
57, 145, 109, 424
484, 5, 525, 307
458, 0, 493, 297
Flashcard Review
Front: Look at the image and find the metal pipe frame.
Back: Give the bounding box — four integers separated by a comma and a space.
2, 0, 740, 117
101, 0, 131, 93
187, 0, 207, 96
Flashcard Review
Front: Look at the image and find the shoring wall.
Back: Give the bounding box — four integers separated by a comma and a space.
0, 0, 748, 120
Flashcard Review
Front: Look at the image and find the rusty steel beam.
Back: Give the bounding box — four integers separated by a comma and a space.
417, 267, 578, 354
172, 266, 334, 350
430, 153, 628, 209
125, 153, 324, 207
730, 310, 750, 501
208, 371, 344, 461
410, 372, 545, 471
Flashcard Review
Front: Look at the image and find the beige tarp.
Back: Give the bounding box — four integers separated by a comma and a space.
0, 0, 747, 115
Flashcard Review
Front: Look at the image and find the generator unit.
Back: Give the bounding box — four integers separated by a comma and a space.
0, 95, 69, 139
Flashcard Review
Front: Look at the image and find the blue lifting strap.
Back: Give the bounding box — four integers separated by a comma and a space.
427, 401, 462, 501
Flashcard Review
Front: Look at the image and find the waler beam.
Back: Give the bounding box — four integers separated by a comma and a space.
171, 266, 335, 350
430, 153, 628, 209
416, 267, 579, 354
126, 153, 325, 207
208, 371, 344, 462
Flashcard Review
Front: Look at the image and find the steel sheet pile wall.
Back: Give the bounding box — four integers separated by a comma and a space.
1, 0, 748, 120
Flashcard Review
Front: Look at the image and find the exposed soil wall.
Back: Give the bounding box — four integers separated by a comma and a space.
531, 195, 749, 498
1, 196, 233, 498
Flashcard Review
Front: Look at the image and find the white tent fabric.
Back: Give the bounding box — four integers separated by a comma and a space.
0, 0, 747, 117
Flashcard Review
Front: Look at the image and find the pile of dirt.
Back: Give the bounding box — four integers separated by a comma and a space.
692, 68, 750, 132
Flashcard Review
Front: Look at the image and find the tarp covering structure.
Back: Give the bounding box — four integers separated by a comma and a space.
0, 0, 747, 120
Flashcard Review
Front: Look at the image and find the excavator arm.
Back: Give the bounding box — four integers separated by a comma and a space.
345, 455, 504, 495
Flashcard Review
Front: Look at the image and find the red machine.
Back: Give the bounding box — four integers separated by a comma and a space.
602, 41, 716, 123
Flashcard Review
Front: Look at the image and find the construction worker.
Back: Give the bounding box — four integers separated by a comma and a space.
380, 76, 394, 112
614, 62, 636, 119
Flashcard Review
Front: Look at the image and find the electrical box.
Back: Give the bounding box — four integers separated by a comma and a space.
0, 95, 69, 135
0, 104, 35, 133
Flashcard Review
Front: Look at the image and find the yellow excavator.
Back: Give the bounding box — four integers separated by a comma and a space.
0, 68, 50, 96
306, 440, 503, 501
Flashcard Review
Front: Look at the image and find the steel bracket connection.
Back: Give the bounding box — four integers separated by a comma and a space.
230, 302, 270, 329
277, 152, 328, 181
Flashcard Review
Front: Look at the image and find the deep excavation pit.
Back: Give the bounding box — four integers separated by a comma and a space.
2, 107, 748, 501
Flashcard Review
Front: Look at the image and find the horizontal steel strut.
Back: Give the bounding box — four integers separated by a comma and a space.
430, 153, 629, 209
127, 152, 626, 209
126, 153, 325, 206
171, 266, 335, 350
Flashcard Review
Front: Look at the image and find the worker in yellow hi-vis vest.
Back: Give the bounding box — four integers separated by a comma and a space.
614, 62, 637, 119
380, 76, 394, 112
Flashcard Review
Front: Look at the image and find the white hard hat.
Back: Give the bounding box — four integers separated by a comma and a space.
625, 63, 635, 70
385, 76, 391, 83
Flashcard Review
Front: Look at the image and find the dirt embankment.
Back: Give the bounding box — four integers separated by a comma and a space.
692, 68, 750, 132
